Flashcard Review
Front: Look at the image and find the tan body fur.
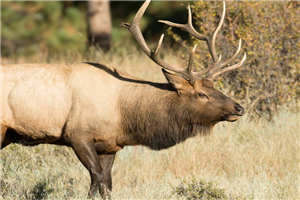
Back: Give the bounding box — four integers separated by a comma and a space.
1, 63, 138, 152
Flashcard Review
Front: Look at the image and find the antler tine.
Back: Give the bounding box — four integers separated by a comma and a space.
208, 38, 246, 79
158, 5, 207, 41
209, 53, 247, 79
187, 44, 198, 74
220, 39, 242, 67
210, 1, 226, 62
122, 0, 151, 55
154, 34, 164, 56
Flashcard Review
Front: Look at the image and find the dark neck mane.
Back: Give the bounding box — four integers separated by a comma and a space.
120, 86, 212, 150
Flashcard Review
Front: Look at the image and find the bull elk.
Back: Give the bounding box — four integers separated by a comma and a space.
0, 0, 246, 199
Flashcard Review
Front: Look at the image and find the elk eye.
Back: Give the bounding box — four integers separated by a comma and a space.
197, 93, 209, 99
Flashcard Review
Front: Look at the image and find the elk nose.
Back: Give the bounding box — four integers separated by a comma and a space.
234, 103, 244, 115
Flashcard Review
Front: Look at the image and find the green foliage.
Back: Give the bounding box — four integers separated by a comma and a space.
173, 179, 229, 200
168, 1, 299, 119
1, 2, 87, 57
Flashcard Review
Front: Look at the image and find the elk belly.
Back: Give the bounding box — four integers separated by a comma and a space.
7, 73, 72, 139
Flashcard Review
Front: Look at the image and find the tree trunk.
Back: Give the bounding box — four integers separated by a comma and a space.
87, 0, 112, 52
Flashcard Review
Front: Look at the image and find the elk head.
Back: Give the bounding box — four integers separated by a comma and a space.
123, 0, 246, 124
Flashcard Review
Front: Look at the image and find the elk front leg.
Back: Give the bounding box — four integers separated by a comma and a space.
70, 139, 103, 199
98, 154, 116, 199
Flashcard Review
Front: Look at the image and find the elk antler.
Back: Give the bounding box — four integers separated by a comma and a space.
159, 1, 247, 80
122, 0, 199, 82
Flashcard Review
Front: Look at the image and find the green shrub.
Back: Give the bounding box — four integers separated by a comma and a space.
29, 181, 54, 200
173, 179, 228, 200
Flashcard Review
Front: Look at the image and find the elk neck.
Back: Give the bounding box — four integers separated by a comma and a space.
119, 83, 213, 150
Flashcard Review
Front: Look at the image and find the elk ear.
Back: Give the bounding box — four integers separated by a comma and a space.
162, 69, 194, 95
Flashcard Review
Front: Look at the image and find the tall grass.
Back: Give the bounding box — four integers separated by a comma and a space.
1, 49, 299, 199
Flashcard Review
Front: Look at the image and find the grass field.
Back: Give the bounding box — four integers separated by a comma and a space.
1, 50, 299, 199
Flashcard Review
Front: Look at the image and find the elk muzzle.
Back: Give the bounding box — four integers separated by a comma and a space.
225, 103, 244, 122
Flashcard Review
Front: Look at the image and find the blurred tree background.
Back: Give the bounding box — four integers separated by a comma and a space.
1, 1, 299, 119
1, 1, 185, 56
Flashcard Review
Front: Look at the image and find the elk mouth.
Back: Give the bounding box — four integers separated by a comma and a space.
224, 103, 245, 122
225, 114, 243, 122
